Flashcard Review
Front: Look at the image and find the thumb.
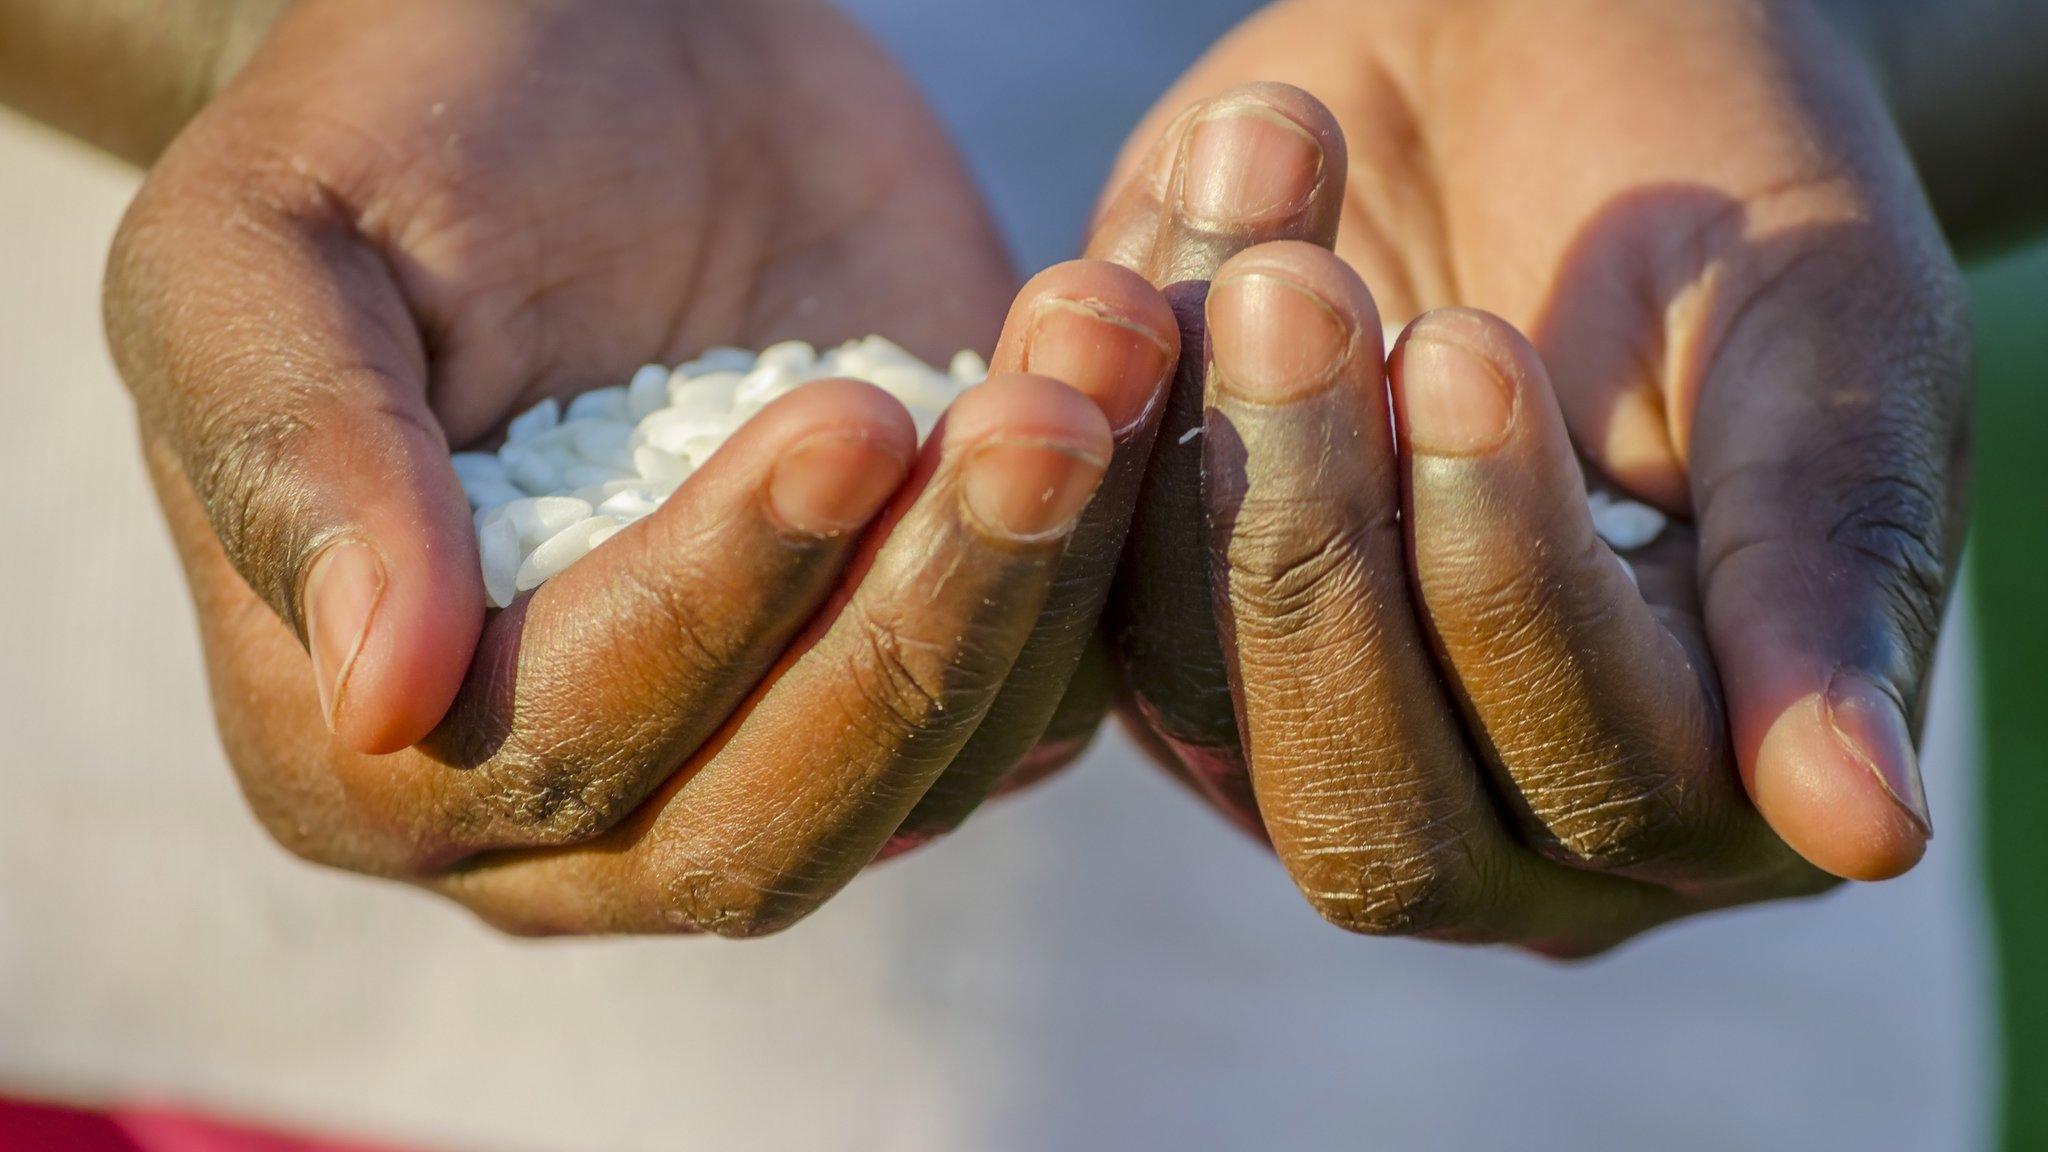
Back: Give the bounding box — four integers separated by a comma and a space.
108, 152, 482, 754
1691, 219, 1971, 881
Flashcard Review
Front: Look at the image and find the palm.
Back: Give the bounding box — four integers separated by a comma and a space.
228, 0, 1013, 450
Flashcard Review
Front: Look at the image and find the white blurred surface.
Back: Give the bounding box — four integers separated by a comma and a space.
0, 3, 1998, 1146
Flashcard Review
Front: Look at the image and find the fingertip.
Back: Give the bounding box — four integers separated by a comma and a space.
1207, 242, 1381, 404
760, 381, 918, 539
1209, 81, 1345, 149
1010, 258, 1172, 322
1389, 308, 1543, 460
1395, 307, 1540, 383
1177, 83, 1347, 229
1748, 685, 1931, 881
995, 260, 1178, 437
606, 378, 915, 549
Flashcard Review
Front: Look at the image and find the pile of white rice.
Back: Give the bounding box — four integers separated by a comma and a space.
453, 337, 985, 607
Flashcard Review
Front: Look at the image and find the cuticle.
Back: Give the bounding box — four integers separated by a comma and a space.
961, 435, 1111, 474
1027, 296, 1172, 353
1194, 101, 1323, 145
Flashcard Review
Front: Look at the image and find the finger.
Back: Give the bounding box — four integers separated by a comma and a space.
1690, 232, 1969, 880
997, 635, 1119, 799
1091, 83, 1349, 826
882, 635, 1118, 862
1087, 81, 1347, 281
1390, 308, 1814, 890
437, 374, 1112, 935
1200, 240, 1490, 932
890, 259, 1177, 844
1084, 102, 1199, 271
1197, 240, 1674, 942
106, 151, 481, 754
386, 379, 914, 861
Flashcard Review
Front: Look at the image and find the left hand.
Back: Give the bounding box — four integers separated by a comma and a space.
107, 0, 1179, 935
1090, 0, 1970, 954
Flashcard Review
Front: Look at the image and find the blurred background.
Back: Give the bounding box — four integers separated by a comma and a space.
0, 12, 2042, 1148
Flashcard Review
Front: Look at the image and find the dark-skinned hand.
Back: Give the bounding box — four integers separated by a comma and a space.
108, 0, 1182, 936
1090, 0, 1968, 955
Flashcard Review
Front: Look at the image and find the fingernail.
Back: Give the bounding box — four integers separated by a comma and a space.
1208, 271, 1351, 402
961, 439, 1109, 541
768, 430, 910, 536
304, 540, 387, 735
1180, 103, 1323, 225
1826, 671, 1933, 837
1398, 336, 1518, 456
1023, 298, 1173, 434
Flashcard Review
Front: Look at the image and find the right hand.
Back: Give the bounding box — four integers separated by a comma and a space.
108, 0, 1179, 935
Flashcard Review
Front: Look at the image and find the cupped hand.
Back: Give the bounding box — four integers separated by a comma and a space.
108, 0, 1180, 934
1090, 0, 1969, 953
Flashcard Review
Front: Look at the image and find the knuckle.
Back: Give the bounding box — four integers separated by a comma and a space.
1220, 498, 1393, 632
194, 398, 329, 621
245, 798, 343, 869
1301, 848, 1470, 937
218, 736, 392, 875
855, 615, 949, 731
656, 860, 812, 941
1818, 467, 1950, 656
462, 732, 639, 850
1270, 791, 1484, 937
1527, 759, 1701, 873
427, 654, 658, 854
1477, 676, 1730, 876
1708, 433, 1955, 663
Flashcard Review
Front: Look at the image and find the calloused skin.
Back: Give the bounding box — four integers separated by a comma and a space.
1090, 0, 1970, 954
106, 0, 1183, 935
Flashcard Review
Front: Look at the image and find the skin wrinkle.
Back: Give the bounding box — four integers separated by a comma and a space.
644, 515, 1051, 936
1091, 86, 1352, 832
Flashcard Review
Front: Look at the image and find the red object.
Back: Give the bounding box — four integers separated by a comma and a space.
0, 1098, 419, 1152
